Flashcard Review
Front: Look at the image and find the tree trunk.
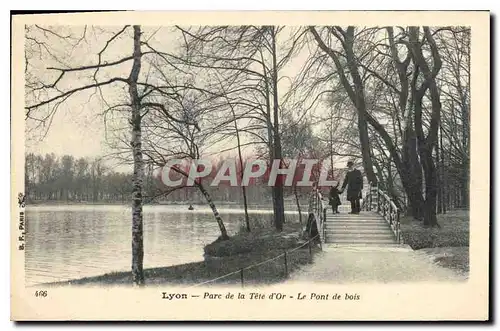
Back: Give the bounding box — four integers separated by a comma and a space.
329, 119, 334, 172
294, 184, 302, 227
436, 134, 442, 214
271, 26, 285, 232
401, 127, 425, 220
196, 182, 229, 240
372, 157, 385, 190
239, 164, 250, 231
461, 157, 469, 209
344, 27, 377, 185
170, 166, 230, 239
384, 161, 403, 211
420, 145, 439, 227
440, 126, 447, 214
261, 47, 277, 227
408, 26, 442, 227
129, 25, 145, 286
230, 103, 250, 232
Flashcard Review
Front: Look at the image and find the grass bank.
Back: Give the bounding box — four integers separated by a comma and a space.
46, 218, 320, 287
400, 210, 469, 274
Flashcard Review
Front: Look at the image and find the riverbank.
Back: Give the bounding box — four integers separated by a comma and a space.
400, 210, 469, 275
44, 220, 320, 287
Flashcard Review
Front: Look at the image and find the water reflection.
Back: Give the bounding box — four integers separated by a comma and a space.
25, 204, 300, 286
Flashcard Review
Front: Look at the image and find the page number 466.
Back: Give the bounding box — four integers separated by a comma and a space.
34, 290, 48, 298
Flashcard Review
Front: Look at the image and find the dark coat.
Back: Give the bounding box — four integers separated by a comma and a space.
328, 187, 341, 206
341, 169, 363, 201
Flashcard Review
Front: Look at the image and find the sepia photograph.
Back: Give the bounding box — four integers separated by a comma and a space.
11, 11, 490, 321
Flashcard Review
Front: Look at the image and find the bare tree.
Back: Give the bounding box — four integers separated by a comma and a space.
175, 25, 307, 231
25, 25, 200, 285
140, 83, 230, 239
306, 26, 468, 227
309, 26, 378, 186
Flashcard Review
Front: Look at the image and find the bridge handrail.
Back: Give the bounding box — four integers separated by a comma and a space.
364, 183, 401, 244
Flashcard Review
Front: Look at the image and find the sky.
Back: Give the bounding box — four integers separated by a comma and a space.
25, 26, 140, 170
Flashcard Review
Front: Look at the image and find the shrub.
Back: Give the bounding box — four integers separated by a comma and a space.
400, 211, 469, 250
204, 231, 300, 257
401, 229, 469, 250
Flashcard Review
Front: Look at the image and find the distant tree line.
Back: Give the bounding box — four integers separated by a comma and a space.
25, 153, 133, 203
25, 152, 335, 205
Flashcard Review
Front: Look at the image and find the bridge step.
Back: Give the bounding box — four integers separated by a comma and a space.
324, 223, 396, 244
326, 230, 394, 237
327, 217, 385, 220
325, 215, 384, 219
326, 233, 395, 240
326, 218, 386, 222
325, 215, 382, 219
325, 238, 397, 244
326, 223, 388, 228
325, 219, 385, 223
321, 209, 397, 244
325, 229, 392, 234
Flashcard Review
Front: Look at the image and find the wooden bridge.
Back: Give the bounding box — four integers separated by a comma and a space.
308, 185, 402, 245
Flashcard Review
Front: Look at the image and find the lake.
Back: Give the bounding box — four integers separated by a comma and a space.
25, 204, 302, 286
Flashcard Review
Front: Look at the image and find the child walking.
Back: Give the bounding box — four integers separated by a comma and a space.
329, 183, 342, 214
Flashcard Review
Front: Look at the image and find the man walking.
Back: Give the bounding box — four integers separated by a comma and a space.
340, 161, 363, 214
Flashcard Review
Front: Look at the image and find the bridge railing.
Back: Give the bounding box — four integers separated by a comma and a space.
363, 183, 401, 244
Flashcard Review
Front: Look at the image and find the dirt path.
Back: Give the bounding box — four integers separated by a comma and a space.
287, 244, 467, 284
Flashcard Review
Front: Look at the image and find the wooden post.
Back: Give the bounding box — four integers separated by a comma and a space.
284, 251, 288, 278
396, 210, 401, 244
308, 238, 312, 262
377, 185, 380, 212
388, 202, 392, 226
323, 209, 326, 242
240, 269, 244, 288
369, 182, 373, 211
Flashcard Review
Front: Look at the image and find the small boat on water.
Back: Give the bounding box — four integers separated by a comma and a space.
188, 204, 194, 211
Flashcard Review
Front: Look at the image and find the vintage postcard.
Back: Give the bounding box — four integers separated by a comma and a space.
11, 11, 490, 321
